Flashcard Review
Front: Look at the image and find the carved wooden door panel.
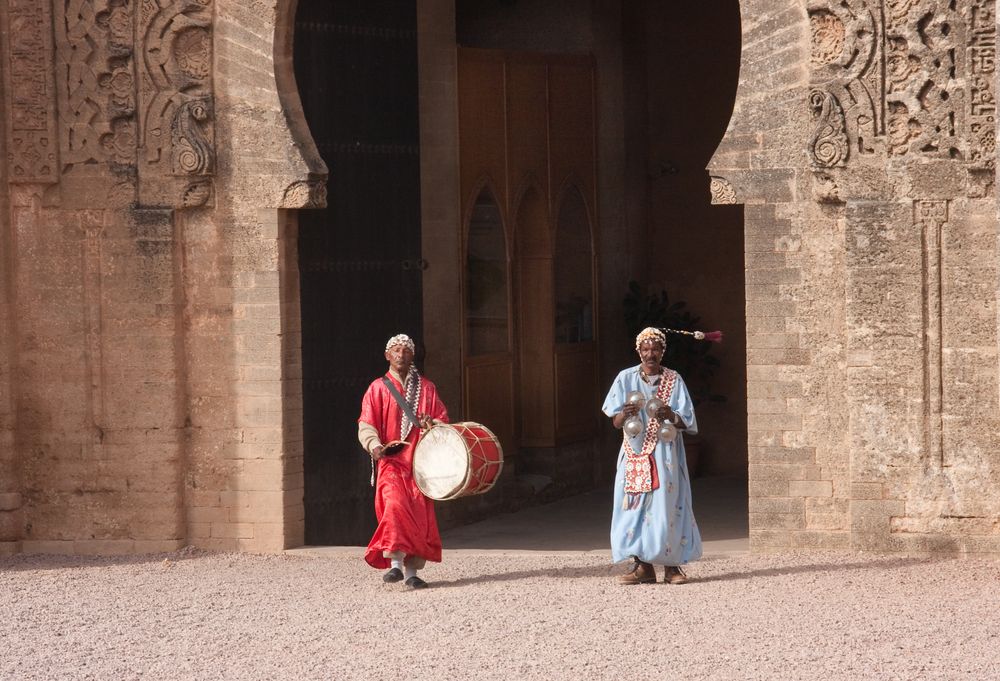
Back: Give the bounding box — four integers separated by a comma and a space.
295, 1, 422, 545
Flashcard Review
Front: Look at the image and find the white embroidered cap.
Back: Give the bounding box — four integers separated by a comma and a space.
385, 333, 415, 353
634, 327, 667, 351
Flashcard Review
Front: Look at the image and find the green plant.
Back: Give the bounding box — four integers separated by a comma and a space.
623, 281, 725, 406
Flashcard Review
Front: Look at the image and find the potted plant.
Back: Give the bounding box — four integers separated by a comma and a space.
622, 281, 725, 476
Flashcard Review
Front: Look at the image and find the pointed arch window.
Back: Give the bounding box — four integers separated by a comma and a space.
465, 187, 509, 356
554, 185, 594, 344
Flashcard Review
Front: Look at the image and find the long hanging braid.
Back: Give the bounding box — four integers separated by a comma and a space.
398, 365, 422, 440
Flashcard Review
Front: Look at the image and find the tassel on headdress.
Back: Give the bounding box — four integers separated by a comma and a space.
634, 326, 723, 350
663, 328, 723, 343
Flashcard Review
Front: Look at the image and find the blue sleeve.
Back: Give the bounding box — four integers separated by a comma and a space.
670, 373, 698, 435
601, 371, 626, 417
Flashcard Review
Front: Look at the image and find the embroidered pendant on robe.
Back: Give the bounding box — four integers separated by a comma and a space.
622, 369, 676, 497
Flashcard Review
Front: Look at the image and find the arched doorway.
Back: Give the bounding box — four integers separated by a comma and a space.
288, 0, 744, 549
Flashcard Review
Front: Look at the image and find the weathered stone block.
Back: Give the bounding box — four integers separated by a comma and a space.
211, 522, 255, 539
787, 530, 850, 550
20, 540, 76, 555
0, 493, 22, 511
134, 540, 185, 554
749, 446, 815, 465
749, 496, 804, 514
748, 479, 789, 497
788, 480, 833, 497
750, 512, 804, 530
806, 511, 848, 531
193, 537, 238, 552
73, 540, 137, 556
746, 333, 800, 349
849, 482, 884, 500
747, 412, 803, 430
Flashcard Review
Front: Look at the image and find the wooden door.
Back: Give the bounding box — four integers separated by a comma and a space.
295, 0, 422, 545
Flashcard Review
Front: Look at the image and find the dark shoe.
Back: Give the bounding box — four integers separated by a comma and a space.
383, 567, 404, 583
405, 575, 428, 590
663, 566, 689, 585
618, 558, 656, 585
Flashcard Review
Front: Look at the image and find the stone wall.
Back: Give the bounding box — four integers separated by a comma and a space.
0, 0, 323, 554
711, 0, 1000, 553
0, 20, 18, 555
3, 0, 999, 556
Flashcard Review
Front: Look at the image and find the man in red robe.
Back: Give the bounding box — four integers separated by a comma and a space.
357, 333, 449, 589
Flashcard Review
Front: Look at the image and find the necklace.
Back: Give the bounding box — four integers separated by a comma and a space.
639, 368, 662, 385
624, 367, 676, 458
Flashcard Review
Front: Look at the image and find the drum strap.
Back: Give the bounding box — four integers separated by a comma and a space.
382, 377, 420, 429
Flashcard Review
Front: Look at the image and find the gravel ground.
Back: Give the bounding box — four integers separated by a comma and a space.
2, 548, 998, 680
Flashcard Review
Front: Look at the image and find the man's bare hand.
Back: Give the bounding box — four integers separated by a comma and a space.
419, 414, 434, 430
371, 445, 385, 461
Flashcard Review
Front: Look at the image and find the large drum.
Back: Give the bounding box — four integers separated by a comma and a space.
413, 422, 504, 501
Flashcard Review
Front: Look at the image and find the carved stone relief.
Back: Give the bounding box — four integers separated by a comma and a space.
808, 0, 996, 195
916, 199, 947, 468
964, 0, 996, 196
53, 0, 137, 173
80, 210, 106, 437
280, 179, 329, 209
32, 0, 216, 208
809, 89, 849, 167
709, 176, 737, 205
3, 0, 59, 183
138, 0, 216, 207
808, 0, 882, 159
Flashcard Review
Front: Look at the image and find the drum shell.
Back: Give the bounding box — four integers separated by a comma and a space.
413, 422, 504, 501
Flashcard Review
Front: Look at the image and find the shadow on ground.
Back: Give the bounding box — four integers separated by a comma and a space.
441, 476, 749, 553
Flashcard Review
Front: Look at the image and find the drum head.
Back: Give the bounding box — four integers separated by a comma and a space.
413, 426, 469, 500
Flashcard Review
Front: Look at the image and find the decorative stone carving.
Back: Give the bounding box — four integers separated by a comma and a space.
138, 0, 216, 207
964, 0, 996, 173
181, 180, 212, 207
280, 179, 328, 209
3, 0, 59, 183
171, 97, 213, 175
811, 172, 843, 203
45, 0, 217, 206
808, 0, 996, 195
53, 0, 137, 171
807, 0, 881, 158
916, 199, 948, 468
80, 210, 106, 435
885, 5, 963, 159
709, 176, 737, 205
810, 10, 846, 65
809, 89, 850, 167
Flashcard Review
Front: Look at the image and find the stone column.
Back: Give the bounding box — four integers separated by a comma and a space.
418, 0, 463, 414
0, 31, 19, 555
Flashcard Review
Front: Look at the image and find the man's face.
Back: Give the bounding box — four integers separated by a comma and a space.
385, 344, 415, 375
637, 339, 665, 371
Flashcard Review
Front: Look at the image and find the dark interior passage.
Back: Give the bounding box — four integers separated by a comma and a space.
295, 0, 423, 545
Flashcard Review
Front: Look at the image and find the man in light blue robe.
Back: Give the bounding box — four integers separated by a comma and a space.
602, 327, 702, 584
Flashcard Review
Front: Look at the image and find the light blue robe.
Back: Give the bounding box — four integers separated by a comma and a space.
602, 365, 702, 566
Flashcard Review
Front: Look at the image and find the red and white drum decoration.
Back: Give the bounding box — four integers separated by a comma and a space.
413, 422, 504, 501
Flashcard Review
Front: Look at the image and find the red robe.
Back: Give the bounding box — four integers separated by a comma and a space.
358, 371, 449, 569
